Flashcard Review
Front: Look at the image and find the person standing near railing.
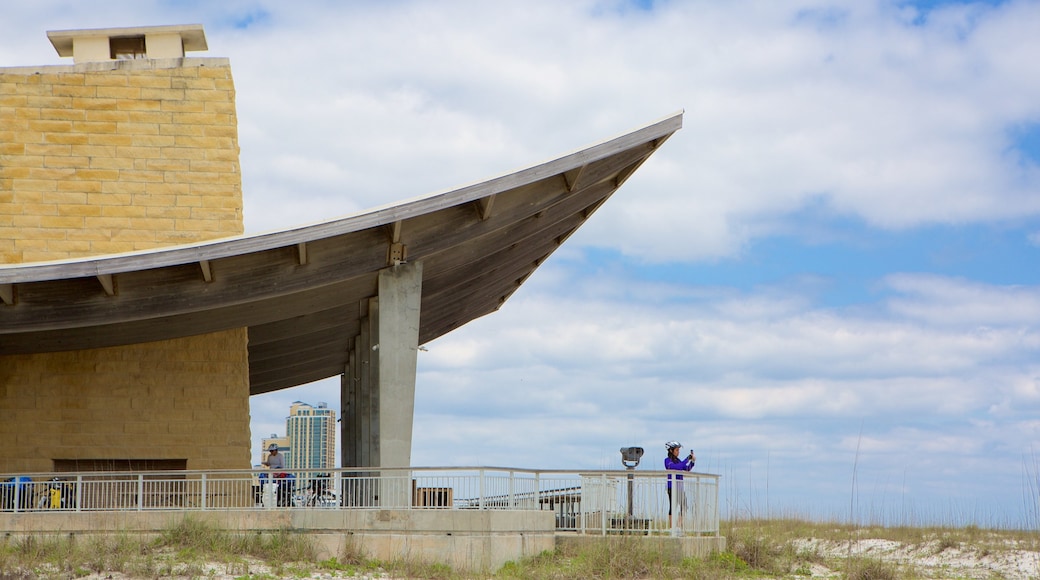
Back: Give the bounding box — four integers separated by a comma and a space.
261, 443, 290, 506
262, 443, 284, 470
664, 441, 695, 533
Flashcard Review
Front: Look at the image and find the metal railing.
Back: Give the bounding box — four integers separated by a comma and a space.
2, 467, 719, 536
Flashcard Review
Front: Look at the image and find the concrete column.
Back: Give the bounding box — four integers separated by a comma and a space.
359, 299, 375, 468
341, 348, 358, 469
375, 260, 423, 470
339, 261, 423, 471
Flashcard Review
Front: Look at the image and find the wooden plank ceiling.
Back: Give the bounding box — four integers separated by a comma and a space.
0, 113, 682, 395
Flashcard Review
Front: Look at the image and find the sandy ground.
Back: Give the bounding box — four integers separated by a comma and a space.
793, 537, 1040, 579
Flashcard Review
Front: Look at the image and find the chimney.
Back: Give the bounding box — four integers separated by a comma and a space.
46, 24, 208, 64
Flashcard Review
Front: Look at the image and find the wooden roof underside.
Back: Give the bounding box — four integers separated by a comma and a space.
0, 113, 682, 395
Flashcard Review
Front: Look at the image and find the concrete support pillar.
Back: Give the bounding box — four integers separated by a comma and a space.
375, 260, 423, 469
340, 260, 423, 472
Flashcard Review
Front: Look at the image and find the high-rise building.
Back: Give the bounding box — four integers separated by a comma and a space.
286, 402, 336, 476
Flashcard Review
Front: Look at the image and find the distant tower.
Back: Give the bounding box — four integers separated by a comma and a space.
286, 401, 336, 476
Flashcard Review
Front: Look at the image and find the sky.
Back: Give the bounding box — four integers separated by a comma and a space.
3, 0, 1039, 528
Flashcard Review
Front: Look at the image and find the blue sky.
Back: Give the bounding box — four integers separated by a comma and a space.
3, 0, 1039, 527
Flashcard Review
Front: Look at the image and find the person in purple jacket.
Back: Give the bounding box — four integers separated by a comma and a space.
664, 440, 696, 529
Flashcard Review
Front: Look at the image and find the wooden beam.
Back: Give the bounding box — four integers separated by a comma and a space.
97, 274, 115, 296
0, 283, 13, 305
387, 220, 402, 244
199, 260, 213, 282
474, 194, 496, 221
297, 242, 308, 265
563, 164, 588, 193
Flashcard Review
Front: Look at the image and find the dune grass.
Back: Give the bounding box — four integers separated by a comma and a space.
0, 515, 1036, 579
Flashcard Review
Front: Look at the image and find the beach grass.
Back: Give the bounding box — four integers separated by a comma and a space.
0, 515, 1036, 578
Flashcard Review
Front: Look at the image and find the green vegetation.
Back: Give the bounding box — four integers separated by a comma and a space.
0, 516, 1036, 578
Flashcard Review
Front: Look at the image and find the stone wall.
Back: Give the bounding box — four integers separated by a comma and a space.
0, 58, 242, 262
0, 58, 251, 473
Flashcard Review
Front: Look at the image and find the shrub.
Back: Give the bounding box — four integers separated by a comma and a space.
847, 557, 900, 580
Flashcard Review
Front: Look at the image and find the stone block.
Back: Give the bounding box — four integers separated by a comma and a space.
116, 145, 161, 159
127, 75, 172, 89
161, 99, 205, 113
142, 158, 190, 171
52, 84, 96, 97
75, 120, 120, 134
146, 206, 191, 219
115, 97, 161, 112
28, 119, 73, 133
119, 169, 164, 183
52, 154, 90, 168
87, 132, 133, 145
103, 204, 147, 218
0, 117, 29, 131
175, 112, 234, 127
40, 107, 86, 121
26, 95, 71, 109
202, 124, 237, 138
44, 131, 88, 144
39, 215, 84, 229
118, 121, 160, 135
58, 202, 102, 216
73, 168, 120, 181
84, 73, 129, 87
25, 143, 71, 156
0, 94, 28, 107
174, 194, 204, 207
29, 167, 77, 180
132, 134, 176, 147
13, 178, 58, 192
73, 96, 118, 110
127, 110, 172, 124
203, 148, 240, 162
11, 214, 43, 227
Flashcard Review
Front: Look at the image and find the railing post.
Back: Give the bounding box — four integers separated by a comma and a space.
75, 474, 83, 512
479, 468, 486, 510
200, 473, 207, 510
508, 470, 515, 509
579, 476, 585, 535
137, 474, 144, 511
534, 471, 540, 512
334, 469, 343, 511
406, 469, 412, 510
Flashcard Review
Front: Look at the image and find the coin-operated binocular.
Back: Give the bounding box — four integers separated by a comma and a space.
619, 447, 644, 519
620, 446, 644, 469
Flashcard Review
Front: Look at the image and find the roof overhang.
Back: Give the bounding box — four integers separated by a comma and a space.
0, 112, 682, 395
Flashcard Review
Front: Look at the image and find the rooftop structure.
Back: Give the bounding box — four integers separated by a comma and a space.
46, 24, 208, 63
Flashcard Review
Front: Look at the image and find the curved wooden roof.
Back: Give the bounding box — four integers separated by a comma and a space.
0, 112, 682, 395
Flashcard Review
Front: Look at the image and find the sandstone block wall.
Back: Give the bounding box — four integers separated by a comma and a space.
0, 58, 242, 262
0, 329, 250, 472
0, 58, 251, 473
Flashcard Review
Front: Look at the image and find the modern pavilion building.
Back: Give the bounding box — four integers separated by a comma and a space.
0, 24, 681, 477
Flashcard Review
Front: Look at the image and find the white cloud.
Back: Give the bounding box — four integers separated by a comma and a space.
885, 273, 1040, 327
